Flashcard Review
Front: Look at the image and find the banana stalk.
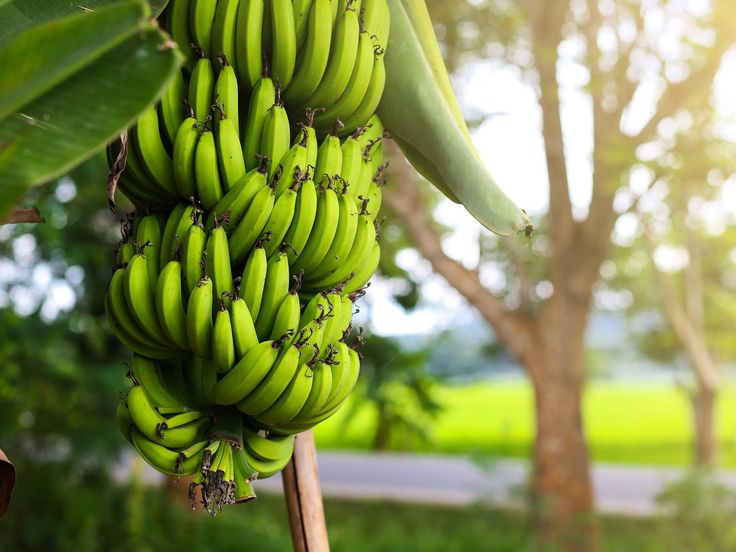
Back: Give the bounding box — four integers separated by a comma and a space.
379, 0, 531, 236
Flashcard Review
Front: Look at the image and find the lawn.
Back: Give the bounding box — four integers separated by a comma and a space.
314, 379, 736, 467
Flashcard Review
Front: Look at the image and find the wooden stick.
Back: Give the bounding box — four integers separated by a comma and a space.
282, 431, 330, 552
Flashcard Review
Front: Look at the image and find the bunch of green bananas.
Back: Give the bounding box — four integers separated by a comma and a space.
113, 0, 389, 208
107, 0, 392, 514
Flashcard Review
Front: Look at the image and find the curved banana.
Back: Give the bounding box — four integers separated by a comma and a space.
290, 184, 339, 275
283, 178, 318, 265
206, 159, 269, 230
340, 49, 385, 133
306, 192, 359, 282
168, 0, 195, 69
235, 0, 264, 88
228, 184, 276, 265
260, 92, 291, 179
261, 182, 299, 258
269, 0, 297, 89
239, 235, 269, 321
132, 106, 178, 196
242, 76, 276, 170
213, 340, 282, 405
254, 361, 314, 425
190, 0, 218, 58
155, 260, 190, 350
188, 55, 216, 122
254, 249, 292, 340
229, 293, 259, 358
214, 105, 246, 190
131, 428, 206, 476
130, 354, 184, 409
181, 217, 207, 295
124, 253, 171, 345
206, 222, 234, 306
195, 127, 224, 210
283, 0, 332, 105
213, 303, 236, 373
134, 215, 162, 287
159, 69, 187, 151
187, 274, 214, 358
236, 343, 301, 414
291, 360, 333, 422
173, 115, 201, 200
211, 0, 241, 72
214, 58, 240, 136
269, 275, 302, 341
243, 429, 295, 461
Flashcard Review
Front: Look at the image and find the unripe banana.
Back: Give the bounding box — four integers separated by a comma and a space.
312, 129, 343, 186
341, 51, 385, 133
228, 184, 276, 265
135, 215, 162, 287
239, 236, 269, 320
229, 293, 259, 358
130, 354, 183, 409
124, 253, 171, 345
132, 106, 178, 196
195, 126, 224, 210
213, 302, 237, 373
254, 361, 313, 425
261, 180, 299, 258
211, 0, 241, 72
168, 0, 195, 69
236, 344, 301, 414
269, 0, 297, 89
206, 221, 234, 305
187, 274, 214, 358
303, 1, 360, 111
159, 69, 187, 151
207, 159, 270, 230
190, 0, 218, 58
306, 192, 359, 282
269, 274, 301, 341
214, 105, 246, 190
283, 0, 332, 105
242, 76, 276, 170
173, 115, 201, 200
214, 58, 240, 136
290, 184, 340, 275
155, 260, 190, 350
235, 0, 264, 88
243, 429, 295, 461
213, 340, 282, 405
181, 217, 207, 295
254, 248, 292, 340
260, 93, 291, 179
283, 178, 318, 265
188, 56, 216, 122
291, 359, 333, 422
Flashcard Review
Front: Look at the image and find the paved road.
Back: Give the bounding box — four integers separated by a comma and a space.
254, 451, 736, 516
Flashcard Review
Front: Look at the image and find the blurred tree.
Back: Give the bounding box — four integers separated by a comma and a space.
0, 154, 135, 538
344, 334, 442, 451
607, 113, 736, 467
385, 1, 736, 549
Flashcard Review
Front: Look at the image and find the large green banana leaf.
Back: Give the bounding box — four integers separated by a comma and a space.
0, 0, 181, 222
379, 0, 530, 236
0, 0, 169, 44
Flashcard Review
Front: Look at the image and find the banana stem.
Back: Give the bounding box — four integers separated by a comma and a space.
282, 431, 329, 552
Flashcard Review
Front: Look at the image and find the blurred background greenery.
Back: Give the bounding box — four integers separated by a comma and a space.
4, 0, 736, 550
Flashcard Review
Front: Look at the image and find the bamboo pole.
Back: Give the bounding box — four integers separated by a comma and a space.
282, 431, 329, 552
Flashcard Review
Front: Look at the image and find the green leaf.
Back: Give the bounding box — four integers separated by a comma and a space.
0, 1, 149, 120
0, 23, 182, 220
379, 0, 530, 236
0, 0, 169, 45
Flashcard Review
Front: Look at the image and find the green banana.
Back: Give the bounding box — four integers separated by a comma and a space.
213, 340, 282, 405
270, 139, 308, 197
291, 359, 333, 422
132, 106, 178, 196
211, 0, 241, 71
188, 55, 216, 122
191, 0, 218, 57
195, 126, 224, 210
159, 69, 187, 151
131, 428, 206, 476
206, 222, 234, 306
290, 184, 339, 275
261, 179, 300, 258
340, 49, 385, 133
124, 253, 171, 345
303, 0, 360, 111
187, 274, 214, 358
283, 178, 318, 265
269, 274, 302, 340
206, 159, 269, 229
283, 0, 332, 105
243, 429, 295, 461
260, 92, 291, 179
242, 76, 276, 170
229, 293, 259, 358
155, 260, 190, 350
181, 216, 207, 295
236, 343, 301, 414
235, 0, 264, 88
254, 248, 292, 340
241, 439, 292, 478
134, 215, 162, 288
214, 104, 246, 190
213, 302, 237, 373
214, 58, 240, 135
238, 235, 270, 322
173, 115, 201, 200
269, 0, 297, 89
306, 192, 359, 282
292, 0, 315, 47
168, 0, 195, 69
130, 354, 183, 409
312, 128, 343, 185
228, 184, 276, 265
254, 361, 314, 425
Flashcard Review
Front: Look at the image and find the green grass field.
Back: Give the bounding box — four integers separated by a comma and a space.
315, 379, 736, 467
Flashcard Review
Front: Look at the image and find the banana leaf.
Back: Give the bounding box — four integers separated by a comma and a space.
0, 0, 169, 44
0, 1, 181, 222
379, 0, 530, 236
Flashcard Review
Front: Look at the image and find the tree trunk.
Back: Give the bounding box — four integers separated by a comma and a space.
528, 301, 596, 551
692, 385, 717, 468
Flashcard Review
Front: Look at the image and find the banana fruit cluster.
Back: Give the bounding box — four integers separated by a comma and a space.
107, 0, 390, 514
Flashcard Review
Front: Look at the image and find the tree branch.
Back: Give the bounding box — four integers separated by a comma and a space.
642, 225, 719, 392
384, 141, 536, 367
